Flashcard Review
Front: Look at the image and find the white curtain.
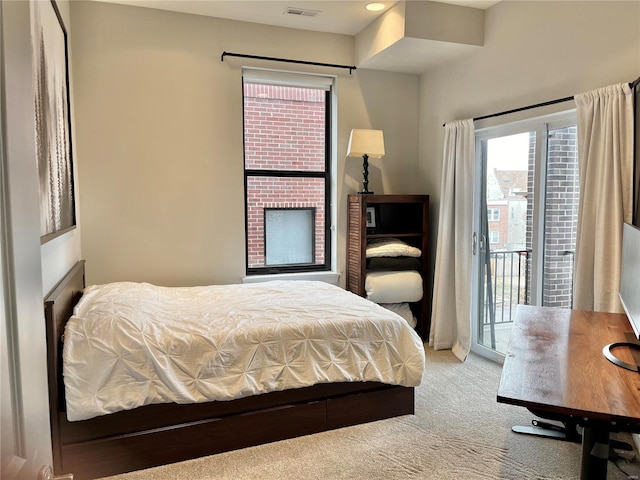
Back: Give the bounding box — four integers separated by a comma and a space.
574, 83, 634, 312
430, 119, 475, 361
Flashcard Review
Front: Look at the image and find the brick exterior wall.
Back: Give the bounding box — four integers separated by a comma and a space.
543, 126, 579, 308
525, 128, 579, 307
244, 83, 326, 269
526, 132, 536, 305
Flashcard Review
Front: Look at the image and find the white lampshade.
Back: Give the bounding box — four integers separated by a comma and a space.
347, 129, 385, 158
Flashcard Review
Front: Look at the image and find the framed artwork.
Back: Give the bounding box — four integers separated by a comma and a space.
32, 0, 76, 243
366, 206, 377, 228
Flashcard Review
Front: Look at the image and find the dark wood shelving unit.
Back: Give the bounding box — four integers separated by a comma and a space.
346, 194, 429, 339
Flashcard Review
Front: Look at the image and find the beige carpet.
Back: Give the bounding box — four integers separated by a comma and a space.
101, 348, 639, 480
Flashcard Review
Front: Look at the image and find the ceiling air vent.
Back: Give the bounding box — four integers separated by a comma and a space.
284, 7, 320, 18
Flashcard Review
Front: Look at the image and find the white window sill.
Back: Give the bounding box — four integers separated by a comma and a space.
242, 271, 340, 286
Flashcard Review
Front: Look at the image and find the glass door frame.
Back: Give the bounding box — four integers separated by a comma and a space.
470, 111, 577, 363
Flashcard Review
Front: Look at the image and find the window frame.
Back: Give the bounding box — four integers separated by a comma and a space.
242, 71, 332, 276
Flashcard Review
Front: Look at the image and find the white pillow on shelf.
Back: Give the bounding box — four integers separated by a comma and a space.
366, 238, 421, 258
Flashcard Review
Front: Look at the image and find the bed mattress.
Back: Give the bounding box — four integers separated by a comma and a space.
63, 280, 426, 421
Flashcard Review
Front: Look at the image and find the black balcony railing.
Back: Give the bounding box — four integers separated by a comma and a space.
483, 249, 530, 327
480, 249, 530, 350
481, 248, 578, 351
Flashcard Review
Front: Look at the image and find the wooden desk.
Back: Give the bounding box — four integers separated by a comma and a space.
497, 305, 640, 480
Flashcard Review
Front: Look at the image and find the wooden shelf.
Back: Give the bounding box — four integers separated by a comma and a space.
346, 194, 430, 339
368, 232, 423, 238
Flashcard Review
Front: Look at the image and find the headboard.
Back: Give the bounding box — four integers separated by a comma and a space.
44, 260, 86, 450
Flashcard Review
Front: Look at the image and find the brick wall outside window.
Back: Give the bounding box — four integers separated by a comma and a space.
244, 83, 327, 269
543, 126, 579, 308
525, 128, 579, 307
246, 177, 325, 267
525, 132, 536, 305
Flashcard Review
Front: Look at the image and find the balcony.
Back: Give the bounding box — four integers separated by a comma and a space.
479, 249, 529, 354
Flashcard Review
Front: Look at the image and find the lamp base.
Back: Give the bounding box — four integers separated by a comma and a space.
359, 154, 374, 196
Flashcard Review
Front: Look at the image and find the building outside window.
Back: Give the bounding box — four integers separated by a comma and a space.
243, 70, 332, 275
488, 208, 501, 222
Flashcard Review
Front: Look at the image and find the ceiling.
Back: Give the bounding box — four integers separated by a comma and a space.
93, 1, 500, 35
92, 0, 501, 72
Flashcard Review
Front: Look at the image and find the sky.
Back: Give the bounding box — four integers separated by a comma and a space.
486, 132, 530, 172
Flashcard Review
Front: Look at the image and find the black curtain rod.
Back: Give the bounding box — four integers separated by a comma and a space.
221, 51, 357, 74
442, 78, 640, 127
472, 95, 574, 123
441, 95, 574, 127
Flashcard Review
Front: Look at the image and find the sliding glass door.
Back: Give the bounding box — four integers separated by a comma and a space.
472, 112, 578, 362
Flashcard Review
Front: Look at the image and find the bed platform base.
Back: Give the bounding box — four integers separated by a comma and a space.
45, 261, 415, 480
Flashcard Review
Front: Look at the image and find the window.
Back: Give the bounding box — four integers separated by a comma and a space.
265, 208, 315, 266
243, 70, 332, 275
488, 208, 500, 222
489, 231, 500, 244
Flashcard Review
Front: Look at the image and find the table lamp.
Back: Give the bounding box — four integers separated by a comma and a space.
347, 129, 385, 194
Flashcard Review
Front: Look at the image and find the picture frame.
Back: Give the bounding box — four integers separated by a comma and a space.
32, 0, 77, 244
366, 206, 377, 228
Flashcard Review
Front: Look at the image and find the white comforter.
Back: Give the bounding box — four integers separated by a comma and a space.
63, 280, 426, 421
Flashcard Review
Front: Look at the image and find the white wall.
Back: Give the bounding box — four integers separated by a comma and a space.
70, 1, 421, 287
419, 0, 640, 294
70, 0, 639, 291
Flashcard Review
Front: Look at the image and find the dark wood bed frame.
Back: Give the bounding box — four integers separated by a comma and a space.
44, 261, 415, 480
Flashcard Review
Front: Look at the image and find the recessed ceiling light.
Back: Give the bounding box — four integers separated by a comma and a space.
365, 3, 385, 12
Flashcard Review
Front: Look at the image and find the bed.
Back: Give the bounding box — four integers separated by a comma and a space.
45, 261, 425, 479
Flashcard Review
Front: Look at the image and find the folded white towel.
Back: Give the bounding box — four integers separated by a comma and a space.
366, 238, 421, 258
365, 270, 423, 303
